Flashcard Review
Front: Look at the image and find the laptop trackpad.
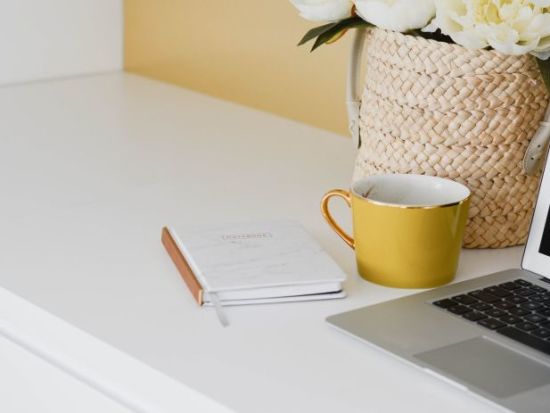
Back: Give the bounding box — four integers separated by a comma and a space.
415, 337, 550, 398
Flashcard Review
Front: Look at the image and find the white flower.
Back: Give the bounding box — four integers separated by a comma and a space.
426, 0, 550, 58
290, 0, 354, 22
354, 0, 436, 32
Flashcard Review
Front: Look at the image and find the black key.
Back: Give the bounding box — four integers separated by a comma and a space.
485, 308, 507, 318
540, 320, 550, 328
520, 302, 543, 310
484, 287, 512, 298
532, 329, 550, 339
523, 314, 547, 324
471, 302, 491, 311
515, 279, 533, 287
462, 312, 487, 322
516, 322, 537, 331
499, 281, 522, 290
433, 299, 456, 309
531, 295, 546, 303
447, 305, 471, 315
505, 295, 528, 304
536, 307, 550, 317
500, 315, 522, 325
516, 288, 537, 297
493, 301, 516, 310
497, 327, 550, 356
493, 289, 512, 298
544, 300, 550, 307
478, 318, 505, 330
451, 294, 477, 305
531, 286, 548, 293
508, 307, 531, 316
469, 291, 500, 303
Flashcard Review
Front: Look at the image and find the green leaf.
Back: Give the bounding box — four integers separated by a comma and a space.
309, 16, 371, 52
410, 29, 454, 44
311, 27, 345, 51
298, 22, 338, 46
537, 57, 550, 94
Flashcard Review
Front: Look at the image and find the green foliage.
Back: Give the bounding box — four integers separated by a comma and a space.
410, 29, 454, 44
537, 58, 550, 94
298, 17, 371, 52
298, 22, 337, 46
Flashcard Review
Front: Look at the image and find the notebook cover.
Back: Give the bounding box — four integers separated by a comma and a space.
168, 221, 346, 292
161, 227, 203, 305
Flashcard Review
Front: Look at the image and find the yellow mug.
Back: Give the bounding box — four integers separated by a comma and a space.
321, 174, 470, 288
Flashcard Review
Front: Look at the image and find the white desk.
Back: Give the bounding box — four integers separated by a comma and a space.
0, 73, 522, 412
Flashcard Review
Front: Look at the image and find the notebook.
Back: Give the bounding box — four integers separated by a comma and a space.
161, 221, 347, 308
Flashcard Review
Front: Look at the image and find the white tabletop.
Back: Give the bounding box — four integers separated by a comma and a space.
0, 73, 523, 413
0, 334, 132, 413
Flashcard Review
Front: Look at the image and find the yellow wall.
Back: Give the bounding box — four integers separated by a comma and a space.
124, 0, 351, 135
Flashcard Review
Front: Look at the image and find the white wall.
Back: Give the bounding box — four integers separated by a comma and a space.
0, 0, 123, 85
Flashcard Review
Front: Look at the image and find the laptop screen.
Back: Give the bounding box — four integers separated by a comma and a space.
523, 146, 550, 276
540, 206, 550, 257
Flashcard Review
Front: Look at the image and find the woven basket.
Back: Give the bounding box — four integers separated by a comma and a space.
348, 28, 550, 249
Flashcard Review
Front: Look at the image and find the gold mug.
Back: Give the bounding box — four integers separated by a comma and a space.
321, 174, 470, 288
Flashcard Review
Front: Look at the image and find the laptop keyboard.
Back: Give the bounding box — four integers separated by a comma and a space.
433, 279, 550, 356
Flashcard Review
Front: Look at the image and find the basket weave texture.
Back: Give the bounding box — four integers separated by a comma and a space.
353, 28, 550, 248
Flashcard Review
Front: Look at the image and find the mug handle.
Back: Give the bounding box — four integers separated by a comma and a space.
321, 189, 355, 249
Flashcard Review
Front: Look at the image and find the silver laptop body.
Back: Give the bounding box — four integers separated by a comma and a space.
327, 154, 550, 412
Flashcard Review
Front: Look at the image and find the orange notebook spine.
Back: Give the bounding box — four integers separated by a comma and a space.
161, 227, 204, 305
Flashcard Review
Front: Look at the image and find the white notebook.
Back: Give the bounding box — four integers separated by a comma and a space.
162, 221, 347, 307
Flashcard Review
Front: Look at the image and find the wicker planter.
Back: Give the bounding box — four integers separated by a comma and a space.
351, 28, 550, 249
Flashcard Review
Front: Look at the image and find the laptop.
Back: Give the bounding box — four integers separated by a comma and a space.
327, 154, 550, 412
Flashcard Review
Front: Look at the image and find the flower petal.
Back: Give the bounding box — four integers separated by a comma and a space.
290, 0, 353, 22
354, 0, 435, 32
